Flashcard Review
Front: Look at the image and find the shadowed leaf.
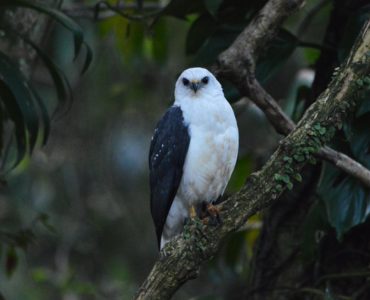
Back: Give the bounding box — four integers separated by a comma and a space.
5, 247, 17, 278
0, 0, 92, 72
186, 13, 217, 55
0, 53, 41, 165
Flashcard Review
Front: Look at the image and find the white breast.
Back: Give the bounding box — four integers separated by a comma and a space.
178, 95, 239, 205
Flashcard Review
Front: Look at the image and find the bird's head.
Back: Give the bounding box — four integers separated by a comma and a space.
174, 67, 223, 100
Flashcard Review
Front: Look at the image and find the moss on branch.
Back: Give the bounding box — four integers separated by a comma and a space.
135, 14, 370, 300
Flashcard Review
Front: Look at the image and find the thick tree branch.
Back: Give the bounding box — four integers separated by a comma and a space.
136, 11, 370, 300
214, 0, 303, 135
213, 0, 370, 188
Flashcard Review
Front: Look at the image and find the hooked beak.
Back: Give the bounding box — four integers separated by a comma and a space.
190, 81, 200, 93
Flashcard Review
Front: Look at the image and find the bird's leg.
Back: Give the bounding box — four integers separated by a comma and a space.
183, 204, 209, 244
201, 201, 222, 226
189, 204, 197, 219
183, 204, 198, 227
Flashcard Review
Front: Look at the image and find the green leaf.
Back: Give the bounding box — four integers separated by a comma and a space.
301, 199, 330, 261
31, 91, 50, 145
283, 156, 293, 163
293, 173, 303, 182
5, 246, 18, 278
1, 0, 92, 71
256, 29, 298, 83
186, 13, 217, 55
0, 52, 39, 158
355, 89, 370, 117
32, 267, 48, 283
115, 20, 145, 60
2, 0, 81, 56
192, 24, 244, 65
287, 181, 293, 190
303, 48, 321, 65
227, 155, 254, 192
343, 113, 370, 169
160, 0, 205, 19
338, 4, 370, 63
151, 19, 169, 62
0, 80, 27, 167
2, 27, 72, 111
293, 154, 305, 162
318, 163, 370, 240
81, 41, 93, 74
204, 0, 223, 16
6, 229, 35, 250
36, 213, 56, 234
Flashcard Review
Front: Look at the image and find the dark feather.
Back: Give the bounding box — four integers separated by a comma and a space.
149, 105, 190, 248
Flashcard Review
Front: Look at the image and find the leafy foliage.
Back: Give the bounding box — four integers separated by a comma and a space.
318, 163, 369, 240
316, 8, 370, 239
255, 29, 298, 83
0, 0, 92, 170
0, 0, 370, 298
0, 212, 53, 279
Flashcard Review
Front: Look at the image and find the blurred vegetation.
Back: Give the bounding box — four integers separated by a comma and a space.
0, 0, 369, 299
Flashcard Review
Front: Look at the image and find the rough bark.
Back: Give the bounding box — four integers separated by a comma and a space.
248, 2, 370, 298
136, 19, 370, 299
212, 0, 370, 189
247, 164, 321, 300
215, 0, 303, 136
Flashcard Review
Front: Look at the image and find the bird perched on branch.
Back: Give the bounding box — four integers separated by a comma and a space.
149, 67, 239, 249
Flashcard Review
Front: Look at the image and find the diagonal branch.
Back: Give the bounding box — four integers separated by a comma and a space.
213, 0, 370, 188
227, 74, 370, 188
318, 147, 370, 187
136, 5, 370, 299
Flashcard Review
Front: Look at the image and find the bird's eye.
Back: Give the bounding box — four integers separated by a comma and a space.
182, 78, 190, 86
201, 76, 209, 84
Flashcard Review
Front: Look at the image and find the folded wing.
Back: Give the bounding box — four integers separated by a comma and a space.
149, 105, 190, 247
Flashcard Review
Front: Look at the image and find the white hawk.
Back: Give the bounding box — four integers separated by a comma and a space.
149, 67, 239, 249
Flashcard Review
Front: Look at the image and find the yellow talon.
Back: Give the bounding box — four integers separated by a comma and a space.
189, 205, 197, 219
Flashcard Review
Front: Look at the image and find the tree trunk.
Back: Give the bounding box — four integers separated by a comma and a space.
247, 1, 370, 299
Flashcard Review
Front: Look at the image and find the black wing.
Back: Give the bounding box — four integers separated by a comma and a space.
149, 105, 190, 248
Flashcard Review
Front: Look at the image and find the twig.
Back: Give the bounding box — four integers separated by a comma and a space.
214, 1, 370, 188
318, 147, 370, 188
62, 1, 163, 21
315, 271, 370, 287
294, 287, 351, 300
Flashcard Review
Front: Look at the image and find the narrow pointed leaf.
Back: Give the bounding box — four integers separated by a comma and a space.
5, 246, 18, 278
1, 0, 84, 59
81, 41, 93, 74
0, 80, 27, 168
2, 27, 71, 107
0, 52, 39, 153
30, 89, 50, 145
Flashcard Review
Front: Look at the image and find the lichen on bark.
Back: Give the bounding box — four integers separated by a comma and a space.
136, 20, 370, 300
